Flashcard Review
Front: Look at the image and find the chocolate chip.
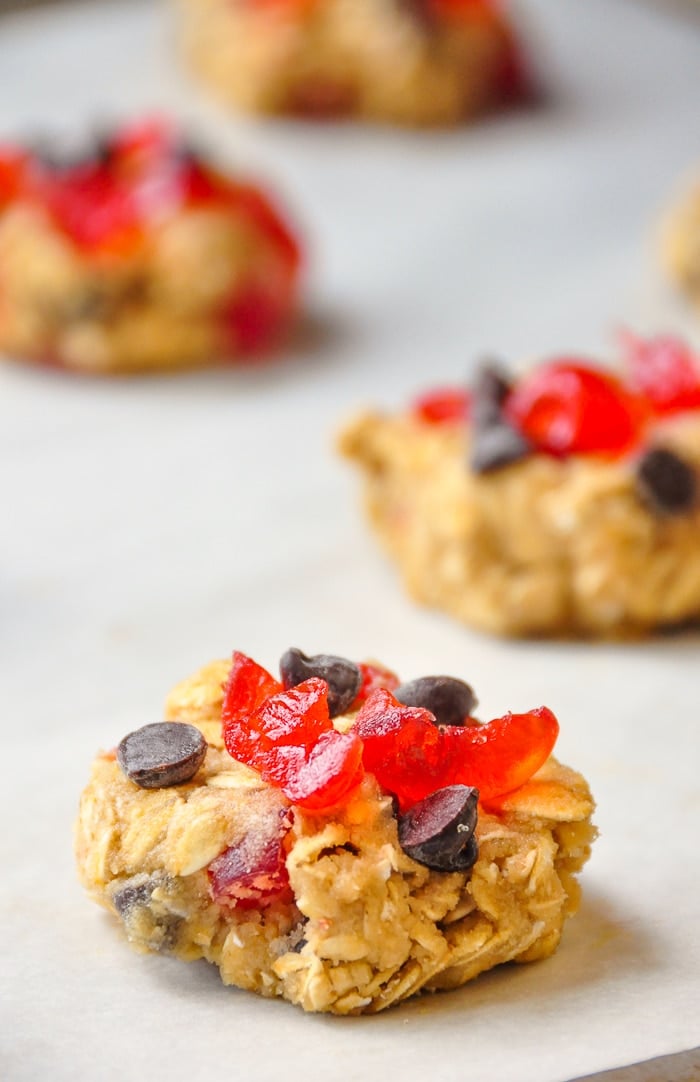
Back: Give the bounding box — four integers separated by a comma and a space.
469, 362, 532, 473
280, 649, 362, 718
398, 785, 479, 872
112, 873, 163, 918
110, 874, 181, 952
470, 421, 533, 473
471, 362, 512, 427
117, 722, 207, 789
32, 132, 113, 173
394, 676, 477, 727
635, 447, 697, 515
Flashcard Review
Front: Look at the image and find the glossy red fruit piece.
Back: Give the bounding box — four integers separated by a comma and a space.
208, 812, 292, 908
220, 280, 295, 355
351, 661, 400, 708
412, 388, 470, 426
0, 148, 28, 208
109, 117, 175, 165
354, 690, 451, 811
222, 652, 282, 764
506, 360, 645, 456
41, 164, 142, 254
277, 729, 364, 811
229, 184, 301, 272
620, 330, 700, 415
251, 678, 330, 754
443, 706, 559, 801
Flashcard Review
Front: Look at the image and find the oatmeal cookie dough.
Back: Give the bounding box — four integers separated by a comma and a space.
339, 341, 700, 637
76, 651, 596, 1015
176, 0, 524, 127
0, 121, 300, 374
662, 174, 700, 311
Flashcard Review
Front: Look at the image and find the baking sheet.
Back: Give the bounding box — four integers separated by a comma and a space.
1, 1, 700, 1080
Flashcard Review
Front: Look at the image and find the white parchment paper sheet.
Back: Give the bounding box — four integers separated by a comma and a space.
1, 2, 699, 1080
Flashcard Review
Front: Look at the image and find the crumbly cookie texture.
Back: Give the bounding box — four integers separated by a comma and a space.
0, 124, 300, 374
339, 410, 700, 637
176, 0, 521, 127
662, 177, 700, 310
76, 660, 595, 1015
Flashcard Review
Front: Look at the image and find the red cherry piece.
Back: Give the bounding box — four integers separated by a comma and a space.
277, 729, 364, 811
412, 388, 471, 425
108, 117, 175, 164
220, 281, 294, 355
0, 148, 28, 209
444, 706, 559, 802
228, 184, 301, 272
354, 690, 451, 811
221, 652, 282, 764
351, 662, 400, 709
354, 690, 558, 811
208, 812, 292, 909
620, 330, 700, 416
250, 678, 330, 753
40, 164, 142, 254
506, 360, 644, 456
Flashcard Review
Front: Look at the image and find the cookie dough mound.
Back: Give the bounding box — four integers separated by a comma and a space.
0, 121, 300, 374
339, 354, 700, 637
76, 657, 595, 1015
662, 175, 700, 310
176, 0, 523, 127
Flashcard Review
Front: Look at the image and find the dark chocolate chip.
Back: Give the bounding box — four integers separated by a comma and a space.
635, 447, 697, 516
110, 874, 181, 952
280, 648, 362, 718
117, 722, 207, 789
469, 362, 532, 473
291, 937, 308, 954
112, 873, 163, 918
32, 132, 113, 173
471, 362, 513, 428
398, 785, 479, 872
394, 676, 477, 727
470, 420, 532, 473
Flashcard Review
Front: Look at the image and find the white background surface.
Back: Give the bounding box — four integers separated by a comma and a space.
1, 1, 700, 1080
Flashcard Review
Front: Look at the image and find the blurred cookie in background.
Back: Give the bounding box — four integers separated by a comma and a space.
662, 169, 700, 315
176, 0, 527, 127
0, 119, 302, 375
339, 334, 700, 638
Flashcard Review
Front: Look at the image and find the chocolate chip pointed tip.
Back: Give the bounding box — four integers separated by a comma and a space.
471, 360, 514, 426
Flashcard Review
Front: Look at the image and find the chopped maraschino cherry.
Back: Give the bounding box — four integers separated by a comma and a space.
351, 661, 400, 708
222, 655, 363, 811
506, 360, 645, 456
412, 388, 470, 425
442, 706, 559, 802
0, 149, 28, 209
208, 811, 292, 909
222, 653, 558, 816
222, 652, 283, 764
619, 330, 700, 416
354, 689, 558, 811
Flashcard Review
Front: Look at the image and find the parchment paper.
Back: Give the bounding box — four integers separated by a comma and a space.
1, 2, 699, 1080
